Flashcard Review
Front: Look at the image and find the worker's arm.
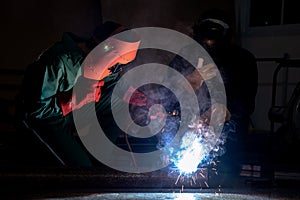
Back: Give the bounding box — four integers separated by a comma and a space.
57, 76, 104, 116
22, 57, 67, 120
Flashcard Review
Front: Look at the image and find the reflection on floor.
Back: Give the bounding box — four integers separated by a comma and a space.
45, 192, 300, 200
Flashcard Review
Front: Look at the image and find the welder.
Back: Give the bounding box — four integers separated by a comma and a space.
18, 21, 144, 167
193, 9, 258, 136
192, 9, 258, 176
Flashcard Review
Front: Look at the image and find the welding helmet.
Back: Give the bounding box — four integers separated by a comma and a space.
83, 21, 141, 80
193, 18, 229, 40
193, 9, 231, 53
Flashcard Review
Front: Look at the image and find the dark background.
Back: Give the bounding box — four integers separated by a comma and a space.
0, 0, 300, 198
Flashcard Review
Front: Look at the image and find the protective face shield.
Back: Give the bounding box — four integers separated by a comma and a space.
83, 30, 141, 80
194, 18, 229, 39
193, 18, 230, 54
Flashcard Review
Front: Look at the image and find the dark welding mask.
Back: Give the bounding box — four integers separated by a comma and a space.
193, 18, 230, 54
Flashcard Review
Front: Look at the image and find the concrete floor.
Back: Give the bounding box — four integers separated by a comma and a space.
1, 123, 300, 199
45, 192, 299, 200
0, 162, 299, 199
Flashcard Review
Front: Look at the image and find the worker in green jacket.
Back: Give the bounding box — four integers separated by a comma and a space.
19, 21, 143, 167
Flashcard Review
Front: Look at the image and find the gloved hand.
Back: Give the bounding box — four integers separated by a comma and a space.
124, 86, 163, 124
176, 58, 217, 93
123, 86, 161, 108
58, 76, 104, 116
200, 103, 231, 126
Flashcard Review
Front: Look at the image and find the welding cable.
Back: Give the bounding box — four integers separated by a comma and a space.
123, 110, 166, 168
124, 120, 138, 168
22, 120, 66, 166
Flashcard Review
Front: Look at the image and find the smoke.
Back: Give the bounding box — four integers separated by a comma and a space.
121, 47, 234, 174
146, 49, 235, 173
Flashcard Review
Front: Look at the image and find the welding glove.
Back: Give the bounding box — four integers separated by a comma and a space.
177, 58, 217, 93
123, 86, 161, 108
58, 76, 104, 116
200, 103, 231, 126
123, 86, 163, 124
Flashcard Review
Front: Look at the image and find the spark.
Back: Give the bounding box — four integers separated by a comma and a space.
218, 184, 222, 192
215, 185, 223, 197
162, 114, 227, 192
176, 144, 204, 174
192, 175, 196, 185
172, 132, 205, 174
199, 172, 205, 178
169, 118, 218, 175
171, 168, 206, 190
204, 181, 209, 188
175, 174, 181, 185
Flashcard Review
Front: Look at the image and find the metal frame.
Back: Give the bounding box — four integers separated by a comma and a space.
256, 56, 300, 133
